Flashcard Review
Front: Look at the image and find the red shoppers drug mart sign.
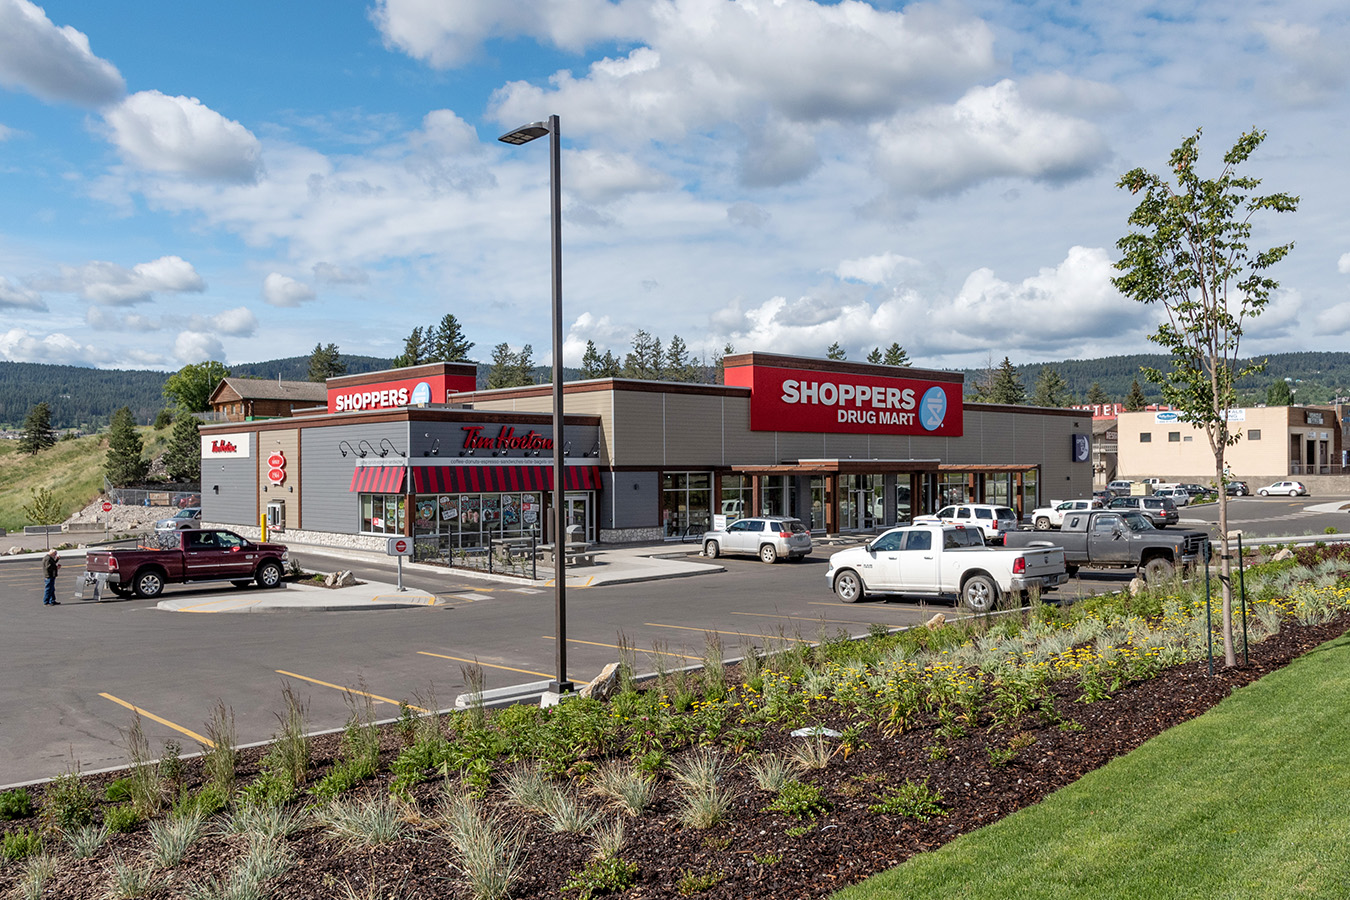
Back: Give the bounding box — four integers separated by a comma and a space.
726, 364, 963, 437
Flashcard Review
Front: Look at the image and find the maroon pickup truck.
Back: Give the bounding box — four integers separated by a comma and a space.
85, 529, 290, 599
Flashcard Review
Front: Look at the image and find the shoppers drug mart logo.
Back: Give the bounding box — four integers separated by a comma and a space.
920, 386, 947, 431
410, 382, 432, 404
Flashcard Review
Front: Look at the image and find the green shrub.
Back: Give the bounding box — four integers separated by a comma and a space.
42, 771, 96, 830
1, 828, 42, 861
312, 754, 379, 801
767, 780, 830, 819
0, 787, 34, 820
236, 770, 297, 809
105, 778, 133, 803
869, 779, 946, 821
563, 854, 639, 899
103, 804, 143, 834
174, 783, 229, 818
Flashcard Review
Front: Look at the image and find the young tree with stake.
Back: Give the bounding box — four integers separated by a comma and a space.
1113, 127, 1297, 667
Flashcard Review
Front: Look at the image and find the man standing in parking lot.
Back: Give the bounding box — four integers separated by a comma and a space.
42, 548, 60, 606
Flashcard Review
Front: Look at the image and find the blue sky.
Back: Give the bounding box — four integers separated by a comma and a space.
1, 0, 1346, 373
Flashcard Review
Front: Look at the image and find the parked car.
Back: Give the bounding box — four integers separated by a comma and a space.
825, 524, 1067, 611
1106, 480, 1133, 496
1029, 498, 1103, 531
702, 517, 811, 563
155, 506, 202, 531
1225, 481, 1250, 496
912, 504, 1018, 543
1258, 481, 1308, 497
1004, 509, 1209, 582
1092, 489, 1112, 503
1106, 495, 1180, 528
1179, 483, 1210, 498
1152, 486, 1190, 507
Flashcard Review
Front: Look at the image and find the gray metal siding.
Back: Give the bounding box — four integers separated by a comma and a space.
606, 470, 659, 528
301, 422, 411, 533
201, 434, 257, 526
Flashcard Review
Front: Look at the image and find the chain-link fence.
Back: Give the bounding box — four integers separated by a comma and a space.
105, 488, 201, 509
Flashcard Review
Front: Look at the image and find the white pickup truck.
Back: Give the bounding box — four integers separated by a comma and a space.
824, 524, 1067, 612
1030, 498, 1102, 531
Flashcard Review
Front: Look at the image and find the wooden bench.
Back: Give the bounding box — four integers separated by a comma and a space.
536, 543, 598, 567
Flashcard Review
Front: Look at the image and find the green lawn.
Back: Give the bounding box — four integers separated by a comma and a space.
835, 633, 1350, 900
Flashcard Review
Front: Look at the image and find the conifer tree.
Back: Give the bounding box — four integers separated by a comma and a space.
307, 343, 346, 382
1087, 382, 1111, 406
1030, 367, 1072, 407
1125, 378, 1147, 410
105, 407, 148, 487
867, 347, 882, 364
427, 314, 474, 362
986, 357, 1027, 405
391, 327, 425, 368
883, 343, 910, 366
826, 341, 846, 360
18, 402, 55, 455
164, 413, 201, 483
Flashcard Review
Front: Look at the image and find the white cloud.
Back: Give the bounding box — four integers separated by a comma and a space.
103, 90, 262, 182
0, 123, 15, 141
313, 262, 369, 284
0, 275, 45, 310
563, 311, 631, 365
84, 307, 155, 331
35, 255, 205, 306
1338, 252, 1350, 275
1253, 19, 1350, 106
371, 0, 651, 68
173, 330, 226, 364
202, 306, 257, 337
566, 149, 674, 205
262, 272, 316, 307
835, 252, 922, 286
0, 327, 109, 364
869, 80, 1109, 198
0, 0, 124, 107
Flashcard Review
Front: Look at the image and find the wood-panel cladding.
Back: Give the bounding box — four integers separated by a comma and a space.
257, 429, 300, 530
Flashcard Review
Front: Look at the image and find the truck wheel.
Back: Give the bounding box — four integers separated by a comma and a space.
703, 540, 720, 559
834, 570, 865, 603
1143, 558, 1174, 583
758, 544, 778, 564
256, 560, 284, 589
962, 575, 998, 613
133, 569, 165, 599
1034, 517, 1052, 531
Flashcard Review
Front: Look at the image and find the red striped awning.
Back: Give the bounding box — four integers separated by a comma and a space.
349, 465, 407, 493
411, 465, 601, 494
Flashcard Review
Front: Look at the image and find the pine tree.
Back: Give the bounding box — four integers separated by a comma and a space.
427, 314, 474, 362
487, 344, 535, 388
883, 343, 910, 366
391, 327, 425, 368
986, 357, 1027, 405
826, 342, 846, 360
164, 413, 201, 483
18, 402, 55, 455
580, 340, 603, 379
665, 335, 698, 382
307, 342, 347, 382
1087, 382, 1111, 406
1125, 378, 1147, 411
713, 342, 734, 385
867, 347, 882, 364
105, 407, 148, 487
1031, 367, 1072, 407
623, 330, 662, 380
1266, 379, 1293, 406
599, 350, 621, 377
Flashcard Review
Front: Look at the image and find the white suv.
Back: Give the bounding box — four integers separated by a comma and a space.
1030, 498, 1102, 530
913, 504, 1018, 543
702, 517, 812, 563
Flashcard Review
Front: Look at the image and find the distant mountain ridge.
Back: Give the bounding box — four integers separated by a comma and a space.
2, 350, 1346, 430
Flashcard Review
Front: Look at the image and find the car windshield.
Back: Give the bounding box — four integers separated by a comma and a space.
1120, 512, 1155, 531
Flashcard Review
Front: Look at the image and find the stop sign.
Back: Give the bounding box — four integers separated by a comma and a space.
101, 501, 112, 512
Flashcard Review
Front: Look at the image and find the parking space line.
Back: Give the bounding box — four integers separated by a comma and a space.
643, 622, 810, 643
98, 692, 213, 748
541, 635, 702, 661
417, 651, 558, 680
806, 601, 939, 612
732, 611, 896, 628
273, 670, 426, 712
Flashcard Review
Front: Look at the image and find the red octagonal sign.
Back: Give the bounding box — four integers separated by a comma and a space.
394, 539, 408, 553
101, 501, 112, 512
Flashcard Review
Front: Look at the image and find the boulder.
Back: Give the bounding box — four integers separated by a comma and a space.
1272, 548, 1295, 562
1129, 576, 1146, 595
580, 662, 621, 701
924, 613, 946, 630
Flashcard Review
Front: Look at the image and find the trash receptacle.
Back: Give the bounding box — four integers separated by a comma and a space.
565, 524, 584, 544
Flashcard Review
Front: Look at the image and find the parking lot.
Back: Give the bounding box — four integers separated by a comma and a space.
3, 493, 1347, 787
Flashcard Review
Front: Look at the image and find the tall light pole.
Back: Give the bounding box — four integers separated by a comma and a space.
499, 115, 573, 694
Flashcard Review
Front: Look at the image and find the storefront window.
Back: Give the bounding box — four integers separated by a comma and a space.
939, 473, 969, 506
662, 472, 711, 539
760, 476, 784, 517
413, 492, 542, 551
839, 474, 885, 530
720, 474, 750, 520
809, 476, 825, 532
360, 494, 405, 535
987, 474, 1010, 508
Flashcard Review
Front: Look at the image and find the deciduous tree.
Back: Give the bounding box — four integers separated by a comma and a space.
1113, 126, 1298, 667
1266, 378, 1293, 406
162, 361, 230, 413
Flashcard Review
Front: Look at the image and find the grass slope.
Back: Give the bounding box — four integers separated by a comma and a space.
836, 634, 1350, 900
0, 427, 168, 532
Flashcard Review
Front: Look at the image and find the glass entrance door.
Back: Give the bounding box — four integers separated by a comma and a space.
563, 492, 592, 542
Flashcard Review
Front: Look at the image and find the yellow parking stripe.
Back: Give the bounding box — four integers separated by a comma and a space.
99, 692, 213, 748
541, 635, 702, 661
417, 651, 558, 680
732, 611, 893, 628
643, 622, 809, 643
273, 670, 426, 712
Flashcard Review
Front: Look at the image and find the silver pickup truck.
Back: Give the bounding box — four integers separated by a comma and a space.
824, 523, 1067, 612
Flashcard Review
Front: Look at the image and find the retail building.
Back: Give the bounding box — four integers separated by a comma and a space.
199, 353, 1092, 552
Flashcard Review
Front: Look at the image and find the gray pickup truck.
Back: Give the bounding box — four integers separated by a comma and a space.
1002, 509, 1208, 582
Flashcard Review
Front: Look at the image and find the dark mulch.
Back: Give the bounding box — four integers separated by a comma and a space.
4, 615, 1346, 900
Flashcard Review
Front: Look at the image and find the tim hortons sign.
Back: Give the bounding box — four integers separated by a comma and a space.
725, 363, 963, 437
461, 425, 554, 451
201, 433, 251, 457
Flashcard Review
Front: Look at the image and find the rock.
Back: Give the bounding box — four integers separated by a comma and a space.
791, 726, 842, 738
924, 613, 946, 630
1129, 577, 1146, 595
1272, 548, 1295, 562
323, 570, 356, 587
580, 662, 621, 701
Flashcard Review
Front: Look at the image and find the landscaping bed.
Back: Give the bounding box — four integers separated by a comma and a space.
3, 550, 1349, 900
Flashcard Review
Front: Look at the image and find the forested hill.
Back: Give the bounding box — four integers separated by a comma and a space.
4, 350, 1349, 431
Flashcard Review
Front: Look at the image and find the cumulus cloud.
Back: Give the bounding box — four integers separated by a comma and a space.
34, 255, 205, 306
173, 330, 226, 365
0, 327, 109, 364
200, 306, 257, 337
566, 149, 674, 205
84, 307, 155, 331
835, 253, 922, 285
869, 80, 1109, 198
0, 275, 45, 310
103, 90, 262, 182
0, 0, 124, 107
262, 272, 316, 307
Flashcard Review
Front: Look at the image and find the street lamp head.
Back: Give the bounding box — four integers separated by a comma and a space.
498, 122, 551, 145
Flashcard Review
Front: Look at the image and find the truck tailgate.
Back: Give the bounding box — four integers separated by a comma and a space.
1020, 546, 1065, 577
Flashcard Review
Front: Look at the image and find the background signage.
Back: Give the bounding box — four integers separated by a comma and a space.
1071, 433, 1091, 462
201, 433, 251, 457
726, 364, 963, 437
328, 372, 477, 412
